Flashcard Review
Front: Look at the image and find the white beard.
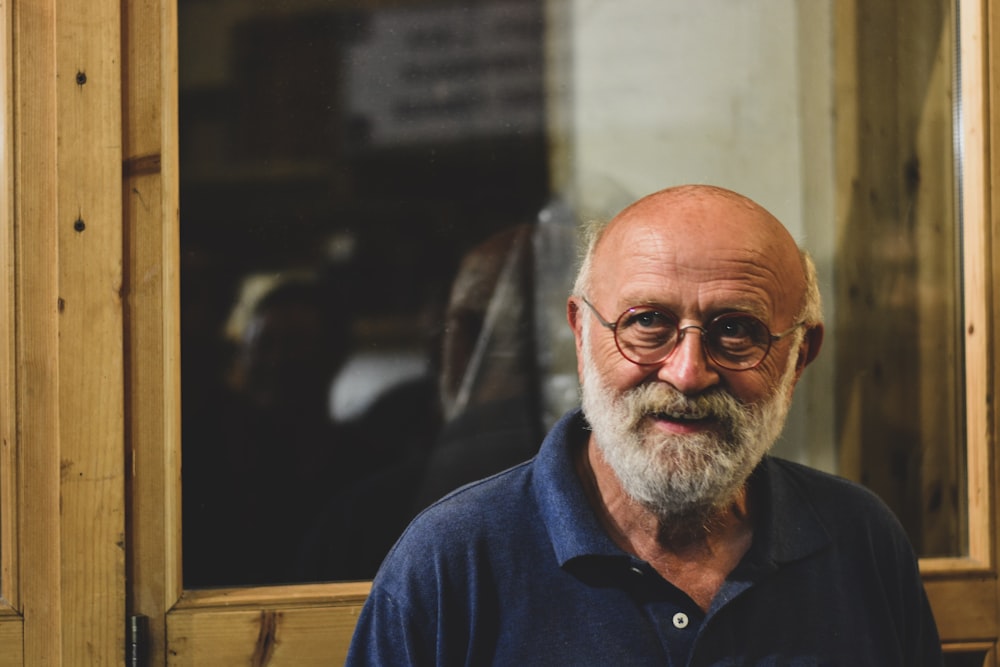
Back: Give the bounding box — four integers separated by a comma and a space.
580, 325, 799, 525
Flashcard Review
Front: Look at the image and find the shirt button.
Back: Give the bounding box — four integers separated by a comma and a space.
673, 612, 689, 629
629, 566, 643, 576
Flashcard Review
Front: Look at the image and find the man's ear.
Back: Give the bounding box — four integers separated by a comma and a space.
567, 297, 586, 378
794, 323, 824, 380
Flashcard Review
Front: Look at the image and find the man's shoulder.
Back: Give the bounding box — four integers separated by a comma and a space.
764, 456, 909, 537
767, 455, 873, 493
414, 459, 537, 530
375, 458, 539, 574
387, 409, 585, 556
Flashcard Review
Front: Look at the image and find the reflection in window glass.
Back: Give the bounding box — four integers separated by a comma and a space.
179, 0, 965, 587
180, 0, 555, 586
831, 0, 964, 557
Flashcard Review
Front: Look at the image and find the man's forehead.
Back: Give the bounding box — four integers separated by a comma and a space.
599, 209, 775, 265
591, 195, 805, 314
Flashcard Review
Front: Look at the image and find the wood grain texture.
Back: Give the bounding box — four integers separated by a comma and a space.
167, 608, 364, 667
122, 5, 182, 665
53, 0, 127, 652
167, 588, 369, 667
15, 0, 127, 662
960, 0, 992, 570
0, 616, 24, 667
15, 0, 63, 662
0, 0, 20, 612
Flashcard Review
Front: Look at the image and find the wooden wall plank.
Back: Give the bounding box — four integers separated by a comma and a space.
0, 0, 21, 612
122, 0, 182, 665
167, 604, 365, 666
15, 0, 63, 661
0, 616, 24, 667
924, 575, 999, 642
54, 0, 127, 650
15, 0, 127, 662
164, 585, 368, 664
960, 0, 993, 572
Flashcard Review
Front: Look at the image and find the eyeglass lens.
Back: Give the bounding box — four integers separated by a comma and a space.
614, 307, 773, 370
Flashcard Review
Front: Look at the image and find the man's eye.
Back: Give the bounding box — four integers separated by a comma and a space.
624, 309, 673, 330
713, 316, 766, 348
718, 319, 751, 338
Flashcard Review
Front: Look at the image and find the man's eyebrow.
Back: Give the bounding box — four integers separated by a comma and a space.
704, 308, 779, 328
717, 303, 771, 320
621, 298, 678, 313
623, 298, 772, 322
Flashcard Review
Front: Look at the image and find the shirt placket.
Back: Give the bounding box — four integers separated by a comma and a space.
627, 559, 707, 667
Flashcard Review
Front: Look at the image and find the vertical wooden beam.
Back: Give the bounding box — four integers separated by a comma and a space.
0, 0, 22, 616
54, 0, 126, 653
123, 0, 183, 663
15, 0, 126, 661
961, 0, 993, 571
0, 0, 24, 658
15, 0, 63, 661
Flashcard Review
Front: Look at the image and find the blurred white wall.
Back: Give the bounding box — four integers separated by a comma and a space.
546, 0, 837, 471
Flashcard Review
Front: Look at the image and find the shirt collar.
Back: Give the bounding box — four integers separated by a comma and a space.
532, 409, 623, 564
744, 456, 833, 568
532, 409, 833, 570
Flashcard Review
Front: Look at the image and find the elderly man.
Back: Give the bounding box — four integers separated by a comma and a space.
346, 185, 942, 665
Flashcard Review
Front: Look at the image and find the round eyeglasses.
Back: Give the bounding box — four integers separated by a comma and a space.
580, 296, 804, 371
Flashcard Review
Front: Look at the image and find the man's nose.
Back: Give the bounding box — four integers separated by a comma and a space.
654, 326, 721, 394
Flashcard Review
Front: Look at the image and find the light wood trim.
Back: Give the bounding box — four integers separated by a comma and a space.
166, 586, 369, 667
126, 164, 182, 665
0, 616, 24, 667
942, 642, 998, 665
124, 1, 183, 665
0, 0, 20, 614
53, 0, 128, 653
921, 556, 992, 574
167, 605, 365, 667
174, 582, 371, 610
15, 0, 63, 662
960, 0, 994, 570
15, 0, 127, 662
0, 2, 23, 661
986, 0, 1000, 614
924, 575, 999, 642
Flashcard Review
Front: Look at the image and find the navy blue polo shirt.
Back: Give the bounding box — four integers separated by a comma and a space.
346, 410, 942, 666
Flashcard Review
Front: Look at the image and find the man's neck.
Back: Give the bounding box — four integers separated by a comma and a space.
576, 436, 754, 611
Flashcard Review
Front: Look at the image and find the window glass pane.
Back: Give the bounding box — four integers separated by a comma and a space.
178, 0, 965, 588
829, 0, 965, 557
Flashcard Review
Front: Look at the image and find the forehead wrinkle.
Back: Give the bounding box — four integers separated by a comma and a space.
702, 250, 806, 321
589, 192, 806, 321
616, 248, 785, 318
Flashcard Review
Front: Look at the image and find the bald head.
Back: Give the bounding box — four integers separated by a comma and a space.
574, 185, 821, 328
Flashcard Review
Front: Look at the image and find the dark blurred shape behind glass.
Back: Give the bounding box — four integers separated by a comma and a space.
179, 0, 561, 587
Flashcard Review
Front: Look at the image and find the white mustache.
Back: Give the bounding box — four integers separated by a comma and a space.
617, 382, 747, 434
